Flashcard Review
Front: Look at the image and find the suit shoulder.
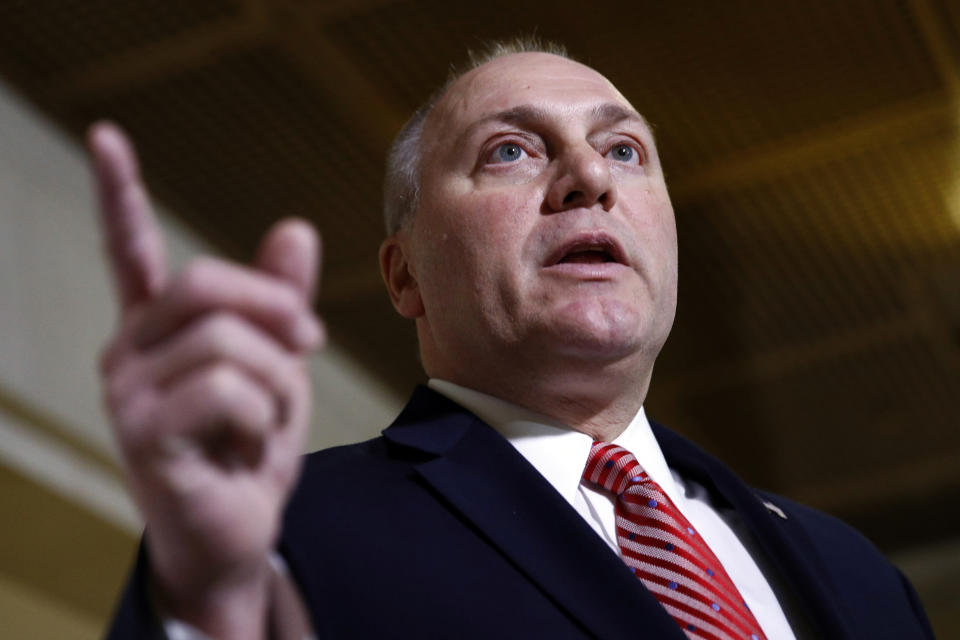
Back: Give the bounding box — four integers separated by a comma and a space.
755, 490, 933, 636
286, 436, 427, 510
303, 436, 391, 469
755, 489, 887, 559
298, 436, 415, 482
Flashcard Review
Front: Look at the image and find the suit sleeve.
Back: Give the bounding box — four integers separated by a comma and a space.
104, 540, 316, 640
104, 542, 168, 640
897, 568, 936, 639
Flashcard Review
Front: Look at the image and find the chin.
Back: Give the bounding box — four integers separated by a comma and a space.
533, 299, 651, 362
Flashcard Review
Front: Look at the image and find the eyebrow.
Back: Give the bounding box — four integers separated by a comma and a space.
592, 103, 651, 130
458, 102, 651, 145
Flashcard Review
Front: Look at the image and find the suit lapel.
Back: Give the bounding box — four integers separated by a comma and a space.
385, 387, 686, 640
653, 424, 857, 639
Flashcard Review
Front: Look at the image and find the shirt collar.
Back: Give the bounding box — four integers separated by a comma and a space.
426, 379, 683, 508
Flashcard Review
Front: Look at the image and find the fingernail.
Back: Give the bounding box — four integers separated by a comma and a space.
293, 315, 321, 348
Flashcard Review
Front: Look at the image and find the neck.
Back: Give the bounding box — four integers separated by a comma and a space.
430, 357, 653, 443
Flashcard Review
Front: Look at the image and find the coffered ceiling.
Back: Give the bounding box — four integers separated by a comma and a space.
1, 0, 958, 552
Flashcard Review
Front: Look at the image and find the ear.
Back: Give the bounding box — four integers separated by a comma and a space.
379, 233, 425, 319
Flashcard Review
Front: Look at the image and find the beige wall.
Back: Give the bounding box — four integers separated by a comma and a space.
0, 79, 403, 636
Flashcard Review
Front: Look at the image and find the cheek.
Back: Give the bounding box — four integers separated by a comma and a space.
620, 185, 678, 287
443, 191, 535, 269
416, 191, 532, 294
629, 183, 676, 242
469, 191, 533, 239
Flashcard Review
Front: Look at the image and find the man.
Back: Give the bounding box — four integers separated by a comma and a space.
97, 42, 933, 639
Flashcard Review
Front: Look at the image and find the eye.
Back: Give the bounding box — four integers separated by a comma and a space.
607, 143, 641, 165
488, 142, 527, 164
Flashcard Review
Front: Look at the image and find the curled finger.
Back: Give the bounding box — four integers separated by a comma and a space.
152, 364, 281, 469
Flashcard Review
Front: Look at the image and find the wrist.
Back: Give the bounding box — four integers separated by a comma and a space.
151, 554, 273, 640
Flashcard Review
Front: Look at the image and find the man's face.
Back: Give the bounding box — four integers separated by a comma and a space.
397, 52, 677, 379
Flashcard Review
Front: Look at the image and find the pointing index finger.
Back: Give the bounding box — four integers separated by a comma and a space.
88, 120, 167, 311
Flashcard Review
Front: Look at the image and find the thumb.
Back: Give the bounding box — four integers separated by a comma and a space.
256, 218, 321, 303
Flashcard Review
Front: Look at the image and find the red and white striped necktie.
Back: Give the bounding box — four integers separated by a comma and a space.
583, 442, 768, 640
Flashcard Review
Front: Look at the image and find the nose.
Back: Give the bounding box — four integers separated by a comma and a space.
545, 145, 617, 213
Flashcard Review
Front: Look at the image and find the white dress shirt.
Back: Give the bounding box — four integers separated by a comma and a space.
429, 379, 798, 640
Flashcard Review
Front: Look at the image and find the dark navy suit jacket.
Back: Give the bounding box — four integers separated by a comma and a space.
108, 386, 934, 639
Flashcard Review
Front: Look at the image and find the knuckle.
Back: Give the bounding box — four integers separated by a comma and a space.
290, 358, 311, 388
272, 353, 303, 392
102, 356, 142, 416
118, 399, 159, 459
174, 257, 219, 302
251, 389, 275, 426
197, 312, 244, 357
112, 390, 155, 440
200, 364, 246, 405
271, 281, 307, 321
200, 364, 273, 427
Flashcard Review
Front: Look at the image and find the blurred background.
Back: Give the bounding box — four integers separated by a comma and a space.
0, 0, 958, 637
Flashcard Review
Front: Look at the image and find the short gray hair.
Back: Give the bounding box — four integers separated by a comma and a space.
382, 37, 571, 234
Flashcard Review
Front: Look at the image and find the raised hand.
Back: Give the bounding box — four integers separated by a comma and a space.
89, 122, 323, 639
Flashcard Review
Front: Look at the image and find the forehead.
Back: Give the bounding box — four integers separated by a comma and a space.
426, 52, 639, 140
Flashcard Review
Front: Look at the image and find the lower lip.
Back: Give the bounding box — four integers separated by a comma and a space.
542, 262, 630, 280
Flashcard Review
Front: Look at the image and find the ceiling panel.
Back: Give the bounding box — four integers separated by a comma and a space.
327, 0, 945, 178
0, 0, 241, 81
662, 116, 959, 374
0, 0, 958, 555
65, 45, 385, 271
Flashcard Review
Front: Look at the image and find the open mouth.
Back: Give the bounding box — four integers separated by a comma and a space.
547, 234, 628, 267
557, 246, 618, 264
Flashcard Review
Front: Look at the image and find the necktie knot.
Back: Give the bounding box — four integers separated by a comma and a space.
582, 441, 647, 495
